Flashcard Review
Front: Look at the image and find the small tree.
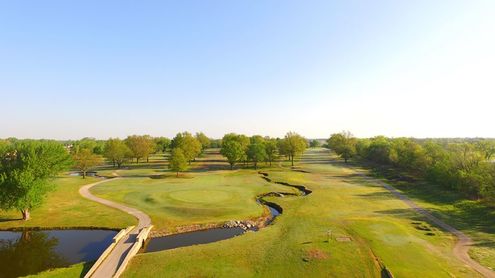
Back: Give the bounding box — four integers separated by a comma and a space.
310, 139, 321, 148
247, 143, 267, 169
72, 149, 103, 178
196, 132, 211, 155
154, 137, 171, 153
0, 141, 72, 220
264, 139, 278, 166
169, 148, 188, 177
220, 140, 245, 170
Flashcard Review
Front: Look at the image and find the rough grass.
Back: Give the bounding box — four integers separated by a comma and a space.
0, 176, 135, 230
365, 166, 495, 270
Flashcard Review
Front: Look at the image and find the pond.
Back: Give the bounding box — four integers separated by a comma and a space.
0, 229, 117, 278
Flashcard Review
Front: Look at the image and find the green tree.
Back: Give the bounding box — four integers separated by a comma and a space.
104, 138, 131, 168
327, 131, 357, 163
264, 139, 278, 166
72, 148, 103, 178
283, 132, 307, 166
154, 137, 171, 153
247, 143, 267, 169
169, 148, 188, 177
125, 135, 155, 163
309, 139, 321, 148
171, 132, 202, 164
196, 132, 211, 155
220, 139, 245, 170
0, 141, 72, 220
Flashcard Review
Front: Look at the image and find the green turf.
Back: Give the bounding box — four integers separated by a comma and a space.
90, 169, 297, 232
119, 149, 479, 277
6, 149, 493, 277
0, 176, 135, 230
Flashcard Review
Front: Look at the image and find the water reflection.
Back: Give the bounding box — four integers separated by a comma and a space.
0, 229, 116, 278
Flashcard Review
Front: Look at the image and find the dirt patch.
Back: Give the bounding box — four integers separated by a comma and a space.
302, 248, 329, 262
335, 236, 352, 242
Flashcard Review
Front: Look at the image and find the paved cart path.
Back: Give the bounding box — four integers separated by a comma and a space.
79, 178, 152, 278
361, 174, 495, 278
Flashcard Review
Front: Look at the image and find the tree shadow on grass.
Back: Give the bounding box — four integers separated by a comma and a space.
356, 191, 395, 200
0, 217, 22, 223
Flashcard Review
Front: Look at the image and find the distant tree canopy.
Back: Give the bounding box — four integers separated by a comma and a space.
104, 138, 131, 168
309, 139, 321, 148
195, 132, 211, 155
171, 132, 202, 164
335, 133, 495, 201
72, 138, 105, 155
169, 148, 188, 177
0, 140, 72, 220
125, 135, 156, 163
154, 137, 171, 153
327, 131, 356, 163
72, 148, 103, 178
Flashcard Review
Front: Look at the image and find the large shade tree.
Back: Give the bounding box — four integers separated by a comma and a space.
282, 132, 307, 166
125, 135, 156, 163
247, 143, 267, 169
72, 148, 103, 178
171, 132, 202, 164
0, 141, 72, 220
327, 131, 357, 163
220, 135, 245, 170
103, 138, 131, 168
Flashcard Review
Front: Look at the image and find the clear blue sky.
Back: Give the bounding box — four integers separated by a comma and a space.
1, 1, 494, 139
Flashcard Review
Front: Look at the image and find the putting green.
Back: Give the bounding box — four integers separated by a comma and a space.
167, 190, 234, 204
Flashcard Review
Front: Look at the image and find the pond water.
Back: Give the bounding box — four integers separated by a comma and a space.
0, 229, 117, 278
69, 171, 98, 177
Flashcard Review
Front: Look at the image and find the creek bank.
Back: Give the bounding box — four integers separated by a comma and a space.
144, 171, 311, 253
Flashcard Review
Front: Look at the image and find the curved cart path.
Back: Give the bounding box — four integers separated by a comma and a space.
362, 175, 494, 278
79, 178, 151, 278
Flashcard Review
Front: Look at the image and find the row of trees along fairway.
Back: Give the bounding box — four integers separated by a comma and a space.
327, 131, 495, 201
220, 131, 307, 169
0, 140, 72, 220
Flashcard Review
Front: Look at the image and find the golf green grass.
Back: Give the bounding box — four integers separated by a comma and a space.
0, 176, 135, 230
90, 169, 297, 232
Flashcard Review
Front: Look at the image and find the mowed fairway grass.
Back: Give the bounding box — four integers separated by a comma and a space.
0, 176, 135, 230
117, 149, 480, 278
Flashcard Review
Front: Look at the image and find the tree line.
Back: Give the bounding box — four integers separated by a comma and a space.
328, 131, 495, 201
0, 131, 307, 220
